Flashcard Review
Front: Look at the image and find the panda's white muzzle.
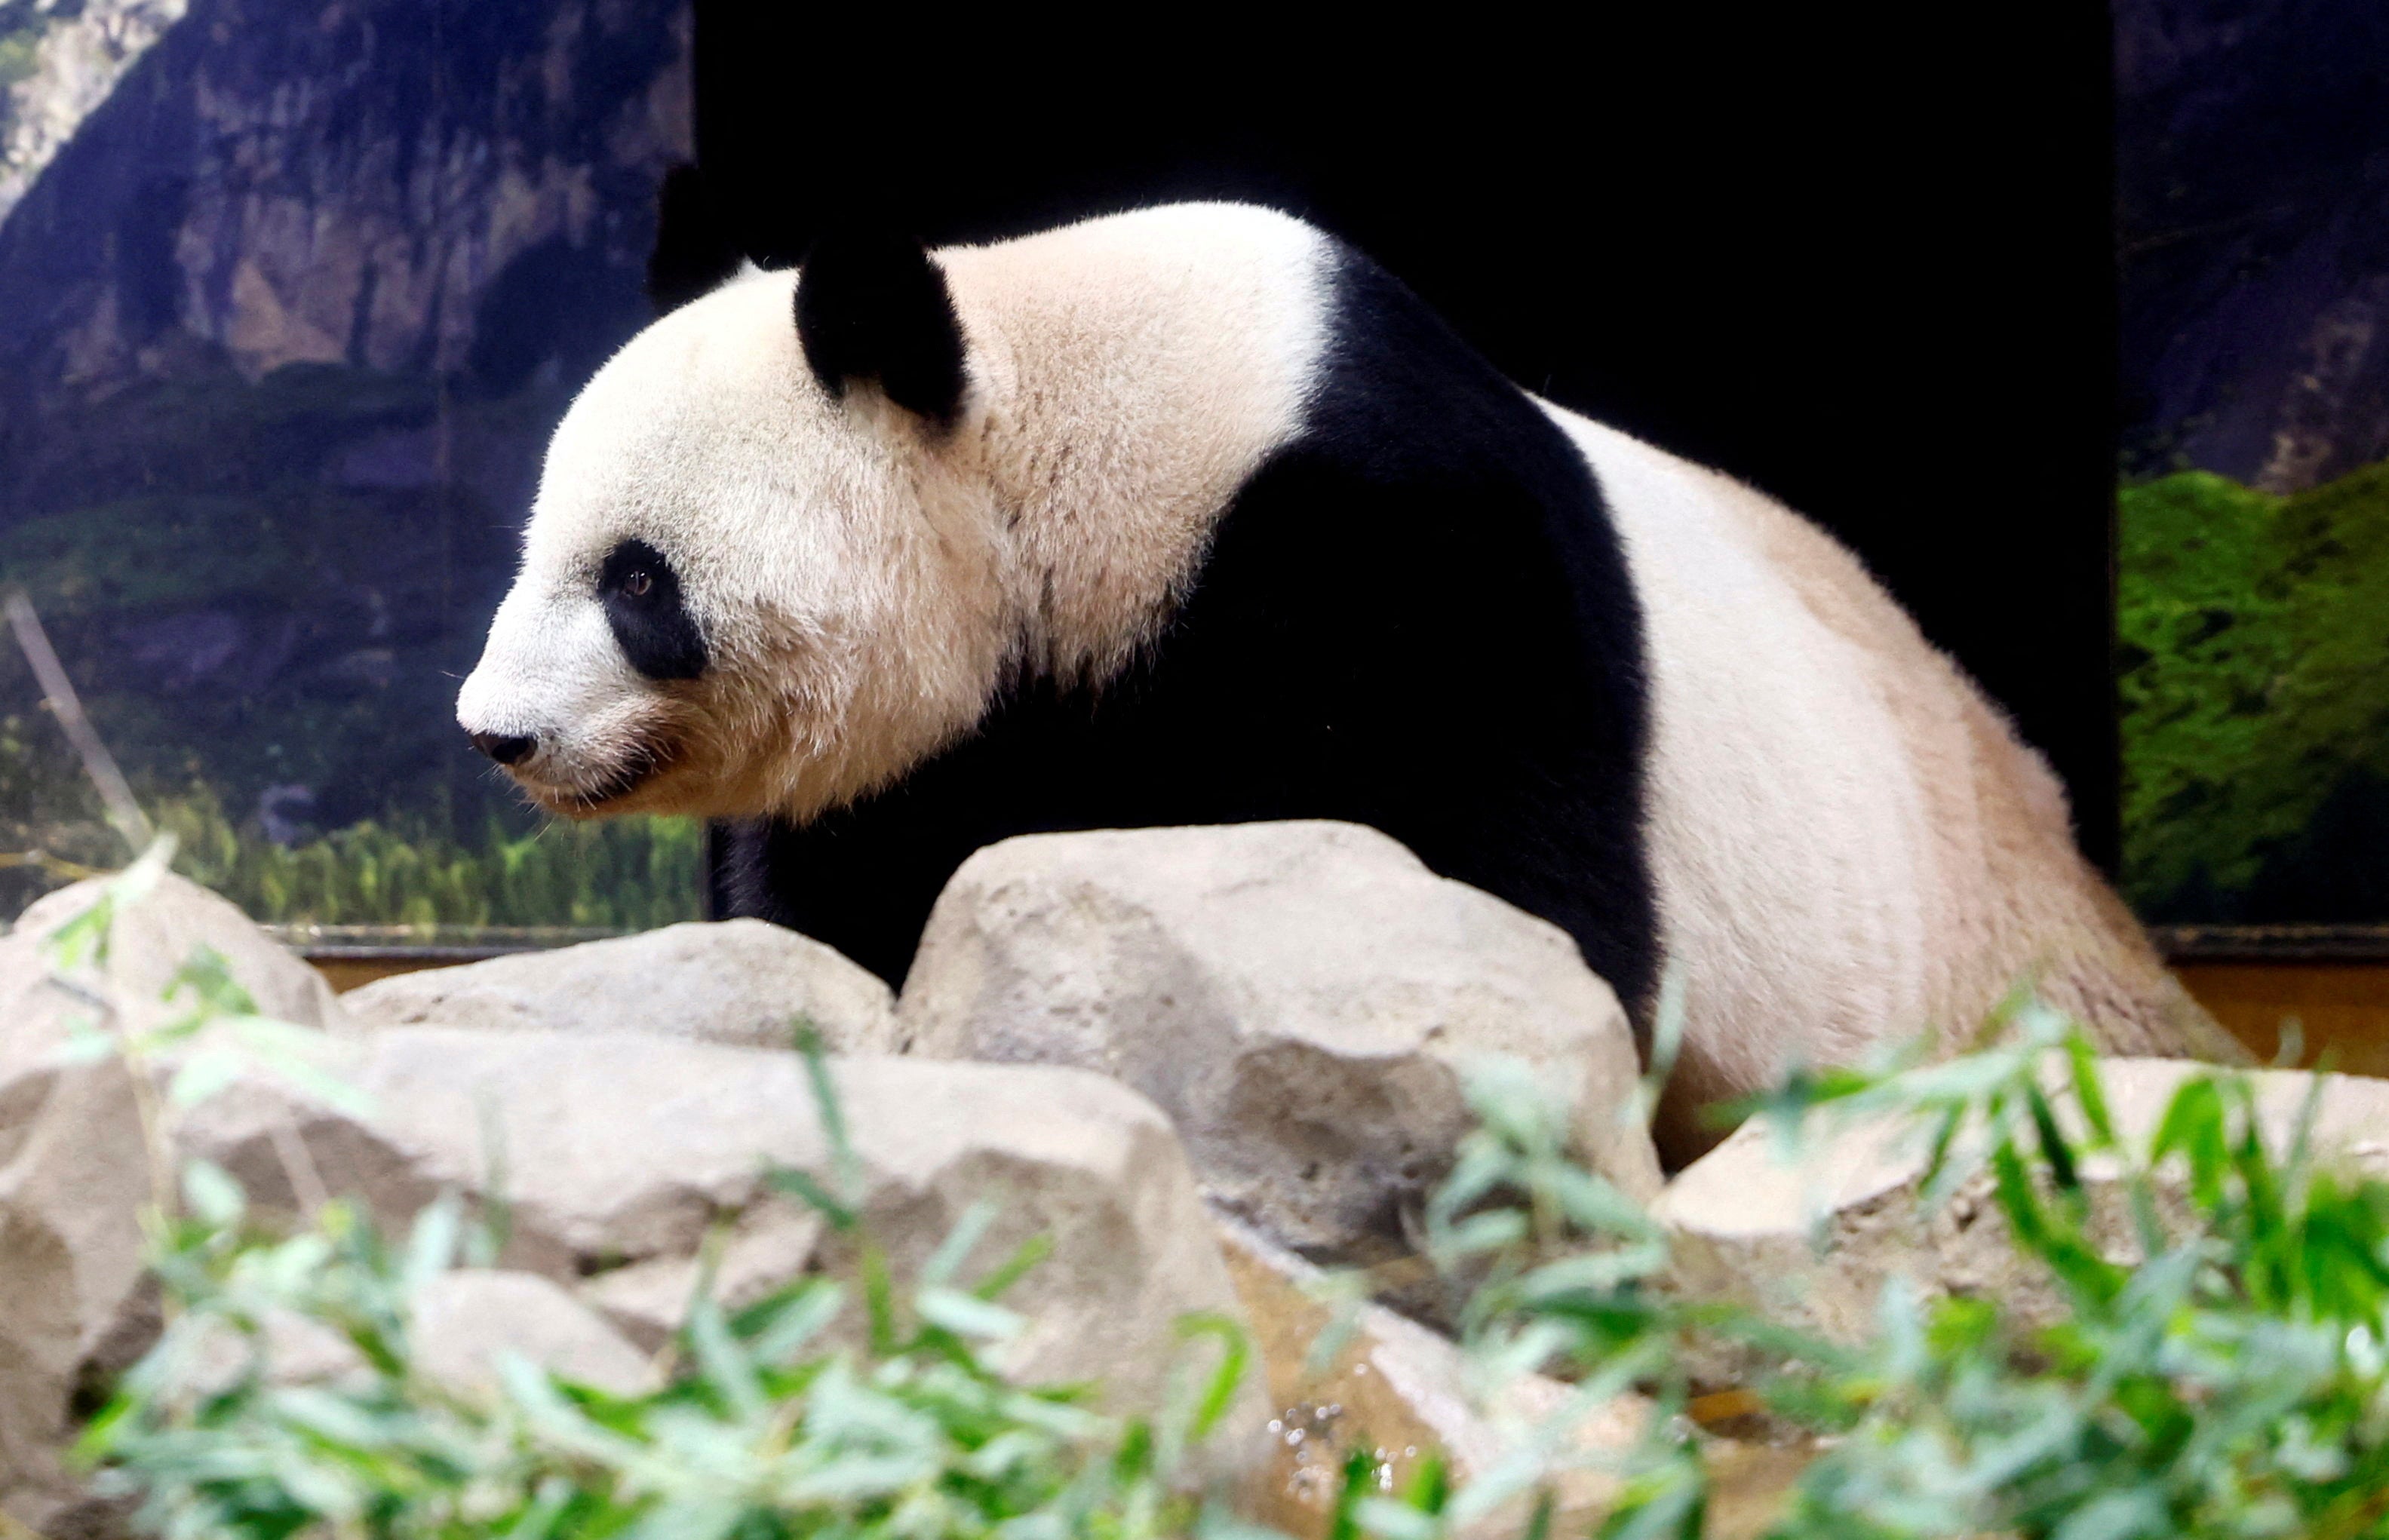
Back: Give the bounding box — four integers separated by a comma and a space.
456, 586, 677, 811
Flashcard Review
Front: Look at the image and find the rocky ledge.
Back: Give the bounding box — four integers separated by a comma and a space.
4, 818, 2366, 1538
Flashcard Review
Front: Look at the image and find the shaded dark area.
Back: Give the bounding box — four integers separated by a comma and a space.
692, 5, 2123, 869
2246, 768, 2389, 922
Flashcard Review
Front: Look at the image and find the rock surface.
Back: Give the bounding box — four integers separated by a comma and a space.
175, 1031, 1263, 1421
899, 822, 1662, 1264
410, 1271, 658, 1400
1, 870, 347, 1528
177, 1269, 656, 1403
2116, 0, 2389, 489
0, 874, 1264, 1522
0, 0, 689, 407
0, 0, 186, 229
0, 0, 696, 836
341, 919, 896, 1053
7, 868, 346, 1040
1654, 1057, 2389, 1348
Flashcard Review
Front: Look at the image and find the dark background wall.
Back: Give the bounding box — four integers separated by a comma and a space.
689, 7, 2121, 868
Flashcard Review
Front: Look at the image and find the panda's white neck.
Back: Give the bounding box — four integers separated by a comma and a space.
937, 207, 1333, 687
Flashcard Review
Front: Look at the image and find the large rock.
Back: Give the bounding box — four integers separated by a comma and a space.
349, 1038, 1270, 1480
5, 1027, 1269, 1512
1654, 1059, 2389, 1348
213, 1032, 1257, 1418
6, 868, 346, 1045
1, 870, 347, 1529
2, 874, 1264, 1521
340, 919, 896, 1053
898, 822, 1662, 1265
582, 1208, 825, 1354
409, 1272, 659, 1400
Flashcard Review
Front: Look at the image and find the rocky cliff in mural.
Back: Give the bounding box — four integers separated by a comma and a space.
0, 0, 688, 502
0, 0, 186, 229
2111, 0, 2389, 925
0, 0, 690, 867
2117, 0, 2389, 490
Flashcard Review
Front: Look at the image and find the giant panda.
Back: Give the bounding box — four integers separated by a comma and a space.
456, 201, 2242, 1160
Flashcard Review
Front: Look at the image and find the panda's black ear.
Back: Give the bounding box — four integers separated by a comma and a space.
646, 164, 748, 317
794, 229, 968, 429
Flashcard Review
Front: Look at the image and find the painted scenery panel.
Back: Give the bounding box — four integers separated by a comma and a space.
0, 0, 701, 931
2116, 2, 2389, 928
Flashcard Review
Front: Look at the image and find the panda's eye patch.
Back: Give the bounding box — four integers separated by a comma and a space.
598, 538, 708, 681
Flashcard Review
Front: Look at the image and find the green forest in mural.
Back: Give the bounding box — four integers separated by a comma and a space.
0, 364, 703, 931
0, 0, 701, 935
2, 705, 702, 933
2118, 462, 2389, 922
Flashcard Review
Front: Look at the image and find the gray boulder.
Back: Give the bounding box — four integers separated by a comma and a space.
340, 919, 895, 1053
410, 1271, 659, 1400
1, 870, 347, 1527
5, 868, 345, 1046
10, 1016, 1261, 1418
176, 1269, 657, 1403
898, 822, 1662, 1262
5, 1026, 1270, 1513
2, 872, 1265, 1519
582, 1207, 825, 1353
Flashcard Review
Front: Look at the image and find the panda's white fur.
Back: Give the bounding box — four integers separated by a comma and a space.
462, 201, 2235, 1154
462, 204, 1328, 821
1560, 416, 2228, 1121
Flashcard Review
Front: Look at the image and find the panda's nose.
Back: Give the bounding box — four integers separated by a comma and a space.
469, 731, 538, 766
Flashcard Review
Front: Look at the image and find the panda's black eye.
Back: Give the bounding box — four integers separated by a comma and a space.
598, 538, 708, 681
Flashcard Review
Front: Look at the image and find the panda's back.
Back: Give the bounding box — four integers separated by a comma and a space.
1549, 410, 2225, 1126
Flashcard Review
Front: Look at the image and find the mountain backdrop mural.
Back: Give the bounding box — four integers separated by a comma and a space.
2114, 0, 2389, 924
0, 0, 700, 926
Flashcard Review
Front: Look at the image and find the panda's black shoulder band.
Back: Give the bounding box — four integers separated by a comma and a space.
795, 230, 968, 428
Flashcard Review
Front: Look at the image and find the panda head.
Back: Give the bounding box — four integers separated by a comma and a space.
457, 204, 1328, 824
456, 229, 1021, 822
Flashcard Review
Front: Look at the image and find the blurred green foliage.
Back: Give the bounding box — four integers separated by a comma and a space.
2117, 464, 2389, 920
1749, 1011, 2389, 1537
97, 1180, 1247, 1540
1357, 995, 2389, 1539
